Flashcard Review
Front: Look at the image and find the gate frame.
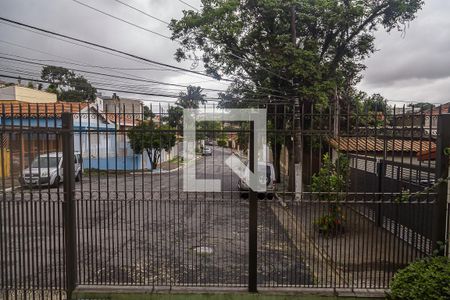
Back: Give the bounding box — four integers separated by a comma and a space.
434, 113, 450, 255
62, 112, 77, 298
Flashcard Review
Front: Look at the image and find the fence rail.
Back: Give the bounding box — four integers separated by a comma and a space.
0, 102, 448, 298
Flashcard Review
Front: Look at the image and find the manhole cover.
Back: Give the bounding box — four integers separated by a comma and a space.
192, 246, 214, 255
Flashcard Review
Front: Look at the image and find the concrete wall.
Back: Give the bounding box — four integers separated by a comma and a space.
103, 98, 143, 116
0, 86, 57, 103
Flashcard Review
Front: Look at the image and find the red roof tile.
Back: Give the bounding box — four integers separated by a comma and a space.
329, 137, 435, 153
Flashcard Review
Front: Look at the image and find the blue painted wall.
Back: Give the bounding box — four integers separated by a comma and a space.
1, 116, 151, 170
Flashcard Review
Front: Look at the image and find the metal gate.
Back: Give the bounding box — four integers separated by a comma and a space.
0, 102, 448, 298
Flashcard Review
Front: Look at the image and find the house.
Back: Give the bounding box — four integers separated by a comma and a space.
0, 86, 57, 103
409, 102, 450, 161
0, 102, 152, 175
97, 94, 144, 118
422, 103, 450, 136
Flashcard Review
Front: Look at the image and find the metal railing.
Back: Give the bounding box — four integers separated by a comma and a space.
0, 102, 448, 298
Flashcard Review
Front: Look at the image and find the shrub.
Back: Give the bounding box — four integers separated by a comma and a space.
390, 256, 450, 300
311, 153, 349, 235
217, 139, 227, 147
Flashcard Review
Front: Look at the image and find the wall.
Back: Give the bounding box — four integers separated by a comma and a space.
0, 86, 57, 103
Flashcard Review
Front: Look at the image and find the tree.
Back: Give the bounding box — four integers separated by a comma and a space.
143, 105, 155, 120
27, 81, 34, 89
363, 93, 389, 113
41, 66, 97, 101
170, 0, 423, 191
165, 86, 207, 133
408, 102, 435, 111
166, 106, 184, 131
176, 85, 206, 108
197, 120, 222, 141
127, 121, 176, 170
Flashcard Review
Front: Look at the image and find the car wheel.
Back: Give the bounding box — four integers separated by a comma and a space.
240, 192, 249, 199
52, 176, 61, 188
75, 171, 81, 182
267, 193, 274, 200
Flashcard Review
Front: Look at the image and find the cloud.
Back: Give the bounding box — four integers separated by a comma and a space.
0, 0, 225, 103
358, 0, 450, 103
1, 0, 448, 104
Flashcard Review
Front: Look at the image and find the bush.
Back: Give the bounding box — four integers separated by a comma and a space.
311, 153, 349, 235
390, 256, 450, 300
217, 139, 227, 147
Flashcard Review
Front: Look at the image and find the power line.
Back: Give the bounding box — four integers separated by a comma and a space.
70, 0, 171, 40
0, 73, 181, 99
0, 55, 228, 93
0, 21, 166, 73
0, 37, 183, 82
0, 16, 228, 80
96, 0, 291, 84
0, 50, 167, 71
177, 0, 200, 12
0, 63, 296, 102
111, 0, 170, 25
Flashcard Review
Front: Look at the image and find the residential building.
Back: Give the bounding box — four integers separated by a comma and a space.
0, 102, 152, 174
96, 94, 143, 117
0, 86, 57, 103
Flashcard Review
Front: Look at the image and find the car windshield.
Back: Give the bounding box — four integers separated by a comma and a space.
31, 157, 60, 168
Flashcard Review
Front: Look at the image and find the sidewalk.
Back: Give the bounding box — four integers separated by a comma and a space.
270, 200, 418, 290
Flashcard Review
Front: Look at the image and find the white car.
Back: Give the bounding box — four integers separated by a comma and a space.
19, 152, 83, 187
202, 147, 213, 156
237, 162, 276, 199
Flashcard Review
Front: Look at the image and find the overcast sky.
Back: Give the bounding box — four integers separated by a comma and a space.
0, 0, 448, 106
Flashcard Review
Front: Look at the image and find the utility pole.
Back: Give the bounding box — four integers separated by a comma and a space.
332, 87, 339, 163
290, 5, 303, 197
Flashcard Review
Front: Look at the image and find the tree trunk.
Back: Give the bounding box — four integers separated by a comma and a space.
147, 149, 159, 170
290, 97, 303, 196
271, 142, 282, 182
286, 137, 295, 193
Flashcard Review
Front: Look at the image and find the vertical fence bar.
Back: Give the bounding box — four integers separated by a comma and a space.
248, 122, 257, 293
434, 113, 450, 255
376, 160, 385, 227
62, 112, 77, 298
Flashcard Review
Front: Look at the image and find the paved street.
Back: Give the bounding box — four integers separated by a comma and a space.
1, 146, 311, 289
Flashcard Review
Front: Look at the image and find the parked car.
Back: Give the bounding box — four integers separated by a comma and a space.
238, 162, 276, 199
202, 147, 213, 156
19, 152, 83, 187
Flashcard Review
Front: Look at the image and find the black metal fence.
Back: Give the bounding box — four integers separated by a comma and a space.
0, 102, 449, 298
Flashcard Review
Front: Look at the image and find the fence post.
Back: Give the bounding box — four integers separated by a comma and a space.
376, 160, 384, 227
248, 122, 258, 293
62, 112, 77, 298
434, 113, 450, 255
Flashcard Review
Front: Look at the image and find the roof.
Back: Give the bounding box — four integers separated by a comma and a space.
417, 147, 437, 161
329, 137, 436, 153
102, 112, 137, 127
0, 103, 137, 126
427, 103, 450, 115
0, 102, 88, 117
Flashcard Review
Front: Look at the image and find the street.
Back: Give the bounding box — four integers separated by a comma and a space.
1, 146, 311, 288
